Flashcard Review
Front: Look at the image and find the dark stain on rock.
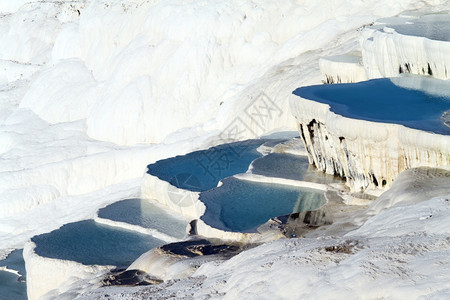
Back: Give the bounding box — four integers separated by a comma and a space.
160, 239, 240, 258
102, 269, 163, 287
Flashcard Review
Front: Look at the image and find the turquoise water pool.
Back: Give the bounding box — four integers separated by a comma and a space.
147, 139, 277, 191
98, 199, 188, 239
32, 220, 165, 267
0, 249, 26, 300
200, 177, 326, 232
251, 153, 342, 184
293, 78, 450, 135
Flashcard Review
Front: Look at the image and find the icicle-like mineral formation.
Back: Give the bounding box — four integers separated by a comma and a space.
290, 77, 450, 192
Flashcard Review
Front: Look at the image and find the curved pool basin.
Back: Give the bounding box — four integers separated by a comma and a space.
98, 199, 188, 240
200, 177, 326, 233
147, 139, 278, 192
32, 220, 165, 267
293, 78, 450, 135
251, 153, 342, 184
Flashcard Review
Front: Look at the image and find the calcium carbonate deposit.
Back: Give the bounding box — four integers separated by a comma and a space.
0, 1, 449, 299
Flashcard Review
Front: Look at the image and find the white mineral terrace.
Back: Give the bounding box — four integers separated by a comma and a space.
361, 12, 450, 80
289, 78, 450, 193
319, 52, 368, 84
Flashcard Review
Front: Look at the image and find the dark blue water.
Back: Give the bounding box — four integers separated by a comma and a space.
251, 153, 342, 184
98, 199, 188, 239
293, 78, 450, 135
200, 177, 326, 232
32, 220, 165, 267
0, 249, 26, 300
147, 139, 277, 192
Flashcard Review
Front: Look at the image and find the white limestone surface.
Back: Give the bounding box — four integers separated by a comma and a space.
0, 60, 41, 84
362, 166, 450, 218
19, 59, 99, 123
0, 1, 85, 64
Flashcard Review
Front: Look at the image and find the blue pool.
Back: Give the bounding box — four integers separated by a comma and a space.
251, 153, 342, 184
32, 220, 165, 267
0, 249, 26, 300
98, 199, 188, 239
147, 139, 278, 192
381, 14, 450, 42
200, 177, 326, 232
293, 78, 450, 135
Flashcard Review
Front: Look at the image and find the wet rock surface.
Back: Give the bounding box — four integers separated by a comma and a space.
265, 188, 369, 238
323, 239, 363, 254
160, 239, 241, 258
271, 208, 333, 238
442, 110, 450, 128
102, 269, 163, 287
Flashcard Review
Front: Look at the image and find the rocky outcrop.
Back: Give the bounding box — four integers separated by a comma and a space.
101, 269, 163, 286
127, 238, 242, 281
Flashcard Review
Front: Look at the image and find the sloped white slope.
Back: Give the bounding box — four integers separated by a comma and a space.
360, 167, 450, 219
0, 1, 85, 64
19, 60, 98, 123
